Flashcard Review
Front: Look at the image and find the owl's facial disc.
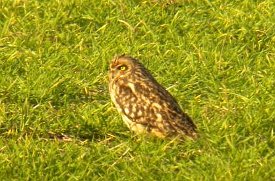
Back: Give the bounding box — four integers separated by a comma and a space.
110, 55, 136, 81
110, 62, 131, 80
114, 63, 130, 78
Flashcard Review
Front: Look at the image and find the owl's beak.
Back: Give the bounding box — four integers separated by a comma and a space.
110, 70, 116, 80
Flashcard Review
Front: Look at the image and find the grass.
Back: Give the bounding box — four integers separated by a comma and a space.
0, 0, 274, 180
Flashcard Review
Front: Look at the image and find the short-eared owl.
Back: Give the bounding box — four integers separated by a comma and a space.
109, 55, 197, 139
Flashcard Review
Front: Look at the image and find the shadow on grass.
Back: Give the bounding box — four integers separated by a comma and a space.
0, 123, 110, 144
46, 124, 108, 143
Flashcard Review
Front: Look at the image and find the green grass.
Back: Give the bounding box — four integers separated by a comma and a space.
0, 0, 274, 180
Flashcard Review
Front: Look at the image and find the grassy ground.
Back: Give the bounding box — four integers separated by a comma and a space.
0, 0, 274, 180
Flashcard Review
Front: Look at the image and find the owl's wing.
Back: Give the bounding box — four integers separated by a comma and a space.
148, 93, 197, 138
117, 80, 197, 138
155, 85, 197, 138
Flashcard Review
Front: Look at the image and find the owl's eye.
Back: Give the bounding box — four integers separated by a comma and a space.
118, 65, 128, 71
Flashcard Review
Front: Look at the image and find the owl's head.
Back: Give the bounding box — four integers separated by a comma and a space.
109, 55, 140, 80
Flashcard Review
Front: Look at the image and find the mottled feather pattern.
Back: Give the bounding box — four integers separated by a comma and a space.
109, 55, 197, 138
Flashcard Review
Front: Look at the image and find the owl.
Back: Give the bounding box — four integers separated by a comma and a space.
109, 55, 197, 139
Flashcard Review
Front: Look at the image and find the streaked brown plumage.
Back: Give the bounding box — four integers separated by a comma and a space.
109, 55, 197, 139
